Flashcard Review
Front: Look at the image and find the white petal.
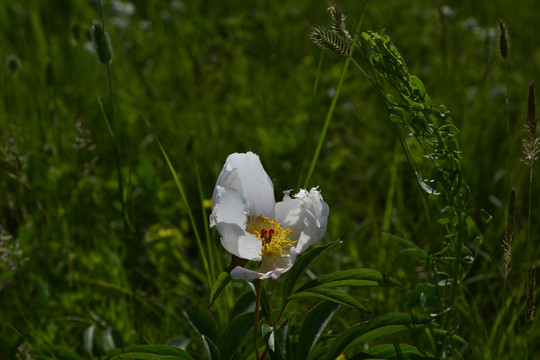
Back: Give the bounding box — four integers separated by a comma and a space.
213, 152, 275, 218
210, 186, 262, 261
259, 253, 292, 274
230, 250, 297, 281
275, 188, 329, 254
274, 190, 303, 240
260, 250, 297, 279
230, 266, 263, 281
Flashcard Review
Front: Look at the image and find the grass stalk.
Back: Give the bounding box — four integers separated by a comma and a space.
497, 187, 515, 360
94, 0, 139, 331
193, 150, 215, 281
146, 127, 212, 289
302, 57, 350, 189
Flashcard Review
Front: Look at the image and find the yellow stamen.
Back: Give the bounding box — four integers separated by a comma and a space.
246, 216, 295, 256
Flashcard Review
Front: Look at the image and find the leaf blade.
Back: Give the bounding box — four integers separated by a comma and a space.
288, 287, 369, 313
282, 240, 343, 306
322, 313, 430, 360
296, 301, 340, 360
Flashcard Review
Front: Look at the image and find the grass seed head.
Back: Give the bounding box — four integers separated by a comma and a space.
309, 25, 351, 58
328, 4, 353, 43
92, 20, 113, 65
522, 81, 539, 167
502, 187, 515, 279
498, 21, 508, 60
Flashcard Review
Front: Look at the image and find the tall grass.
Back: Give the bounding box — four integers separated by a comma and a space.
1, 0, 539, 358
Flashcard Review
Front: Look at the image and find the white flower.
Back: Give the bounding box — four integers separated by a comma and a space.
210, 152, 329, 280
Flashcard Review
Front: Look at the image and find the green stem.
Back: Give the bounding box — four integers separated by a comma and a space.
254, 279, 262, 360
496, 278, 508, 360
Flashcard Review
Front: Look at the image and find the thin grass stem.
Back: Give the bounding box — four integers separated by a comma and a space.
303, 57, 350, 189
142, 117, 212, 288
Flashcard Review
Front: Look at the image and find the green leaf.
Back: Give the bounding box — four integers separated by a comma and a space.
202, 335, 221, 360
209, 268, 232, 308
348, 343, 436, 359
282, 240, 343, 306
273, 317, 291, 360
296, 269, 404, 293
184, 306, 220, 344
164, 336, 190, 350
409, 76, 426, 99
383, 233, 428, 260
322, 313, 430, 360
296, 301, 340, 360
83, 324, 103, 357
465, 214, 482, 246
104, 345, 195, 360
102, 328, 123, 352
262, 324, 275, 352
40, 346, 84, 360
217, 312, 254, 360
231, 291, 255, 319
289, 287, 369, 313
480, 208, 492, 224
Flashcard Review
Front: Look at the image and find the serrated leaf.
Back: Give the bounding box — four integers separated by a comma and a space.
217, 312, 254, 360
296, 301, 339, 360
348, 343, 436, 359
282, 240, 343, 306
209, 269, 232, 308
184, 306, 220, 344
289, 287, 369, 313
202, 335, 221, 360
296, 269, 404, 293
322, 313, 430, 360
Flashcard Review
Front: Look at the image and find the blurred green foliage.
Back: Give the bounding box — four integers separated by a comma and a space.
1, 0, 539, 358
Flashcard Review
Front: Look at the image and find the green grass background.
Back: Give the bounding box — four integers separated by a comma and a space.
2, 0, 539, 358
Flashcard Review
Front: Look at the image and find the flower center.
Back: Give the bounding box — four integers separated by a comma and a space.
246, 216, 295, 256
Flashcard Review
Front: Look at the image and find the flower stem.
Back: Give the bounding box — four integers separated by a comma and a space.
254, 279, 262, 360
